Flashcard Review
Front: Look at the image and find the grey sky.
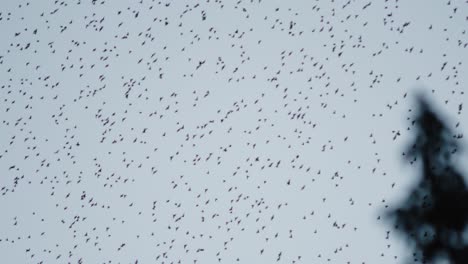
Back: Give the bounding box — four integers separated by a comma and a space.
0, 0, 467, 263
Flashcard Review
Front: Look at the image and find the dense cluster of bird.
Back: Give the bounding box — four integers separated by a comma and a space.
0, 0, 466, 263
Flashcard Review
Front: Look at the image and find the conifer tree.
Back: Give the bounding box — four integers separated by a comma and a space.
390, 96, 468, 263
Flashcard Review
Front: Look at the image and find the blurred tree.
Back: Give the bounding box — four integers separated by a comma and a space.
389, 96, 468, 263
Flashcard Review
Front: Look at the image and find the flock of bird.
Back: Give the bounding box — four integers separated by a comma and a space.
0, 0, 467, 263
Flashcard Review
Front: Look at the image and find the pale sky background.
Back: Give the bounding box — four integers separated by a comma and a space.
0, 0, 467, 263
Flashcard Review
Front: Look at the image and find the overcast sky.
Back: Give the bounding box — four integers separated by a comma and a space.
0, 0, 467, 263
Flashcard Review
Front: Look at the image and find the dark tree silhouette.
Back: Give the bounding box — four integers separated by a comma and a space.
388, 96, 468, 264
